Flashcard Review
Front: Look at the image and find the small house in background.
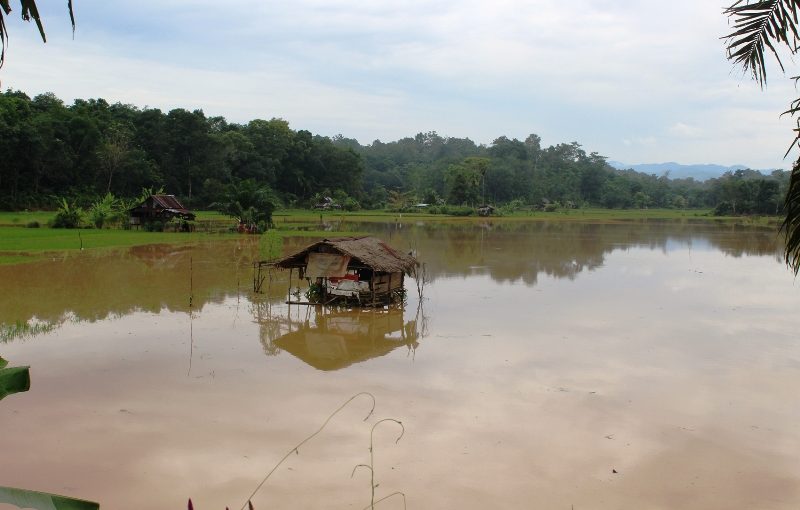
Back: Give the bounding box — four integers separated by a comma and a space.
477, 204, 496, 217
129, 194, 195, 228
312, 197, 341, 210
270, 236, 419, 307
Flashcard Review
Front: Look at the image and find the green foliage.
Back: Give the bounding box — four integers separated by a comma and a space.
499, 198, 527, 215
0, 89, 792, 233
259, 229, 283, 261
88, 192, 117, 229
305, 282, 324, 303
710, 170, 784, 216
143, 219, 165, 232
25, 220, 39, 228
0, 356, 30, 401
427, 204, 474, 216
782, 159, 800, 273
342, 196, 361, 211
50, 198, 83, 229
0, 486, 99, 510
213, 179, 278, 229
723, 2, 800, 271
137, 186, 164, 204
445, 159, 483, 206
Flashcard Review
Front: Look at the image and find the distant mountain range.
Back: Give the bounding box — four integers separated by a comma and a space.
607, 161, 779, 181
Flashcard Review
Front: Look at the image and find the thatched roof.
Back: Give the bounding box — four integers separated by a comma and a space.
274, 236, 418, 273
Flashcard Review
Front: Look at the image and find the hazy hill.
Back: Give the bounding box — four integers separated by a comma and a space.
607, 161, 777, 181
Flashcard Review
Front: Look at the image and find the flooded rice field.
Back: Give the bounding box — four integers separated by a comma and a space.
1, 220, 799, 509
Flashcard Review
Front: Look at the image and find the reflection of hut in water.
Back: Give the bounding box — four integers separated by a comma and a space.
267, 236, 419, 307
265, 308, 420, 371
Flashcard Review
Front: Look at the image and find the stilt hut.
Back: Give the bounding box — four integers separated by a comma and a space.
272, 236, 419, 307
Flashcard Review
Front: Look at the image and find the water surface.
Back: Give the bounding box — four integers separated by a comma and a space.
1, 220, 798, 509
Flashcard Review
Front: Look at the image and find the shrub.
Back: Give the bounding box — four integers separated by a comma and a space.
143, 220, 164, 232
713, 201, 735, 216
89, 193, 118, 229
26, 221, 40, 228
50, 199, 84, 228
428, 204, 474, 216
342, 197, 361, 211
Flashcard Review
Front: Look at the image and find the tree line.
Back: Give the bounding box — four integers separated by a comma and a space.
0, 89, 790, 216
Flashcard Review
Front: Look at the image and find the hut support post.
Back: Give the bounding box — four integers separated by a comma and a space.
288, 268, 293, 304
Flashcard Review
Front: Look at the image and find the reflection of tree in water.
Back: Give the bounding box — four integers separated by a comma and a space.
0, 238, 263, 328
0, 220, 782, 340
0, 318, 63, 343
346, 220, 783, 286
254, 304, 425, 371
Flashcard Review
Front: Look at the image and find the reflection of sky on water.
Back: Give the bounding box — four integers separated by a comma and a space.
1, 221, 799, 509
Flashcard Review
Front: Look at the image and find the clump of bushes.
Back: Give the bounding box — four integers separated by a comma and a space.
26, 221, 40, 228
427, 205, 474, 216
50, 199, 84, 228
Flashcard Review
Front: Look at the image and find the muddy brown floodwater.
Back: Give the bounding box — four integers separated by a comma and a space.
1, 220, 799, 509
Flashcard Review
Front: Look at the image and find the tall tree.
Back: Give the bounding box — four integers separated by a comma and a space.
97, 122, 132, 193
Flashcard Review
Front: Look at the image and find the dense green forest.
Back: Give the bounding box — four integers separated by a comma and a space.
0, 89, 791, 216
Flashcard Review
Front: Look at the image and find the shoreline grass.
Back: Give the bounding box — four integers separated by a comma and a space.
275, 207, 782, 226
0, 208, 781, 265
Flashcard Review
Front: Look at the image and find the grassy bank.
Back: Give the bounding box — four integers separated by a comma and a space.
3, 207, 783, 226
275, 207, 782, 226
0, 210, 232, 227
0, 208, 781, 265
0, 220, 367, 265
0, 228, 228, 264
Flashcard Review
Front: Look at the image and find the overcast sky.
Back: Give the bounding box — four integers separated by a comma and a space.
1, 0, 797, 169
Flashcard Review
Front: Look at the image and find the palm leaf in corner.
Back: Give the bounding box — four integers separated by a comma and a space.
723, 0, 800, 87
0, 0, 76, 68
724, 1, 800, 273
782, 159, 800, 273
0, 486, 98, 510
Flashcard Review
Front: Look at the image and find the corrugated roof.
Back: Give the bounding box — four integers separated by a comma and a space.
151, 194, 190, 212
275, 236, 419, 273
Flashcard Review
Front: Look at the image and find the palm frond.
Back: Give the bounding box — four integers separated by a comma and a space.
19, 0, 45, 43
781, 157, 800, 273
723, 0, 800, 87
68, 0, 74, 36
0, 0, 75, 68
0, 1, 10, 69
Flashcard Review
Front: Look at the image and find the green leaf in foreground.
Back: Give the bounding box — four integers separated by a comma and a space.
0, 486, 99, 510
0, 364, 30, 401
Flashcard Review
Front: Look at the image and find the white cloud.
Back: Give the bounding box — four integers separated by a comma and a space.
623, 136, 657, 147
1, 0, 797, 167
669, 122, 702, 138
